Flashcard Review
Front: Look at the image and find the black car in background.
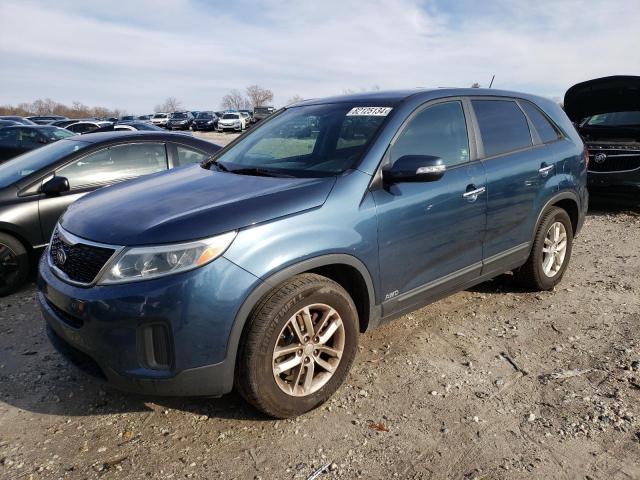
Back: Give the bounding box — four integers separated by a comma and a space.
0, 131, 221, 295
92, 121, 166, 132
27, 115, 68, 125
565, 75, 640, 199
0, 126, 76, 163
191, 111, 219, 131
167, 111, 194, 130
65, 121, 113, 134
0, 116, 36, 126
50, 119, 82, 128
252, 106, 275, 123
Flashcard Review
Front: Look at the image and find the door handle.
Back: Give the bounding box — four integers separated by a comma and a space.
462, 186, 486, 200
538, 164, 554, 176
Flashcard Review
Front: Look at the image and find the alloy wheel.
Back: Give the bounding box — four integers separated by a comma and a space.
0, 243, 19, 288
541, 221, 567, 277
272, 303, 345, 397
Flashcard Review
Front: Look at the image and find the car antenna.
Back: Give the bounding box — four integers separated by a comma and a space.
489, 75, 495, 88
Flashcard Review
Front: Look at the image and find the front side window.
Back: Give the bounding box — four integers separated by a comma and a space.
391, 101, 470, 168
18, 128, 41, 148
175, 145, 208, 167
212, 103, 389, 177
57, 143, 167, 189
472, 100, 532, 157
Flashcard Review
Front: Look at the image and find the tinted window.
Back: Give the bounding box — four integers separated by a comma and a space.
0, 139, 87, 188
197, 112, 214, 119
391, 101, 470, 167
40, 127, 76, 141
472, 100, 532, 157
519, 100, 561, 143
175, 145, 208, 167
0, 128, 18, 147
57, 143, 167, 189
18, 128, 41, 148
222, 114, 239, 120
67, 123, 97, 134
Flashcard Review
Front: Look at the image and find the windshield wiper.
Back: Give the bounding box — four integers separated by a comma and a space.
228, 167, 295, 178
200, 156, 230, 172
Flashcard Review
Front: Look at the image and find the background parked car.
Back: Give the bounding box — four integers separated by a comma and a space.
252, 106, 275, 123
92, 121, 167, 132
0, 116, 36, 126
191, 111, 219, 131
49, 119, 82, 128
65, 121, 112, 134
137, 114, 152, 121
151, 112, 169, 128
239, 111, 252, 128
0, 120, 21, 128
217, 112, 245, 132
26, 115, 68, 125
565, 75, 640, 201
167, 111, 194, 130
0, 131, 221, 295
0, 125, 76, 163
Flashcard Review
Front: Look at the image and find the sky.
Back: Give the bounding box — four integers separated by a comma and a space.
1, 0, 639, 114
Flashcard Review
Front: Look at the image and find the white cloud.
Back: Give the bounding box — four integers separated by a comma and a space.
0, 0, 638, 112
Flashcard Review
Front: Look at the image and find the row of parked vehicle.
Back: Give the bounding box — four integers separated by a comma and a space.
0, 76, 637, 419
151, 107, 276, 132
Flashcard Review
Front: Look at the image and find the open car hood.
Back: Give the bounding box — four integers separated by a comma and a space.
564, 75, 640, 122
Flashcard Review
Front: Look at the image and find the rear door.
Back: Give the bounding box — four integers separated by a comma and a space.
373, 99, 487, 316
471, 98, 560, 274
38, 142, 168, 241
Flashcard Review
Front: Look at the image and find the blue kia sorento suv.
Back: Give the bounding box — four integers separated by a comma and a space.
38, 89, 588, 418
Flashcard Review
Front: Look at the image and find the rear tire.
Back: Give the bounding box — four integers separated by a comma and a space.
0, 233, 29, 297
235, 273, 359, 418
515, 207, 573, 291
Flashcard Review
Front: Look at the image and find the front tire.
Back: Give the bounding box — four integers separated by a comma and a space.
515, 207, 573, 291
0, 233, 29, 297
235, 273, 359, 418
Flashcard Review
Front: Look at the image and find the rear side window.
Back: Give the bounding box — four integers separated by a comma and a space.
0, 128, 18, 147
519, 100, 561, 143
472, 100, 532, 157
57, 143, 167, 189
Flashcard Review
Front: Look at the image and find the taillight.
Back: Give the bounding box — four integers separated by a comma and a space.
584, 146, 589, 169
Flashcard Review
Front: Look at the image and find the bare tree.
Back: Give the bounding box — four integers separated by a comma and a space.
0, 99, 123, 119
221, 89, 251, 110
287, 94, 304, 105
246, 85, 274, 107
156, 97, 182, 113
471, 82, 481, 88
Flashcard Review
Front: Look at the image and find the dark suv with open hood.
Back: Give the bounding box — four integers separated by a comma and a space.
565, 76, 640, 198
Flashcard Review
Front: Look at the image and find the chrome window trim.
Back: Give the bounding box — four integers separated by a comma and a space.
48, 224, 125, 287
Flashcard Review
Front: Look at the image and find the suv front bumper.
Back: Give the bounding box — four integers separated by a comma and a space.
38, 254, 262, 396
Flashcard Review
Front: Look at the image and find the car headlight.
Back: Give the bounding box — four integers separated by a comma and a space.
97, 231, 237, 284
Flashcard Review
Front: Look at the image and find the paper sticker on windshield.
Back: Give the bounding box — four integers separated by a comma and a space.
346, 107, 393, 117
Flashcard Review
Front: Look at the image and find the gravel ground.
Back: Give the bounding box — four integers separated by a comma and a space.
1, 191, 639, 479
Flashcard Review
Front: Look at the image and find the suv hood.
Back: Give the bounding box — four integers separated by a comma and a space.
61, 166, 336, 245
564, 75, 640, 122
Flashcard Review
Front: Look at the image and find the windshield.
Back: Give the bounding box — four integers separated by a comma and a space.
153, 113, 166, 119
254, 107, 273, 114
171, 112, 188, 119
586, 111, 640, 127
197, 112, 214, 119
211, 104, 391, 177
222, 114, 239, 120
0, 139, 88, 188
40, 127, 77, 140
134, 122, 163, 131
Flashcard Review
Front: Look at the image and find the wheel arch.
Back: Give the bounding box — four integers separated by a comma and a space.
222, 254, 378, 391
533, 191, 580, 238
0, 223, 34, 253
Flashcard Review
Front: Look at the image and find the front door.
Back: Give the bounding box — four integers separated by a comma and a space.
373, 100, 487, 316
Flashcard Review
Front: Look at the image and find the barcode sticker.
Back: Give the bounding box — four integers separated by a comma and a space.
346, 107, 393, 116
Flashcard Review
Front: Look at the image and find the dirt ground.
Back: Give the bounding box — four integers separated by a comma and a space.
1, 184, 639, 479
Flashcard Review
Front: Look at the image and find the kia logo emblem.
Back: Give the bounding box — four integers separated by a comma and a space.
56, 248, 67, 265
594, 153, 607, 164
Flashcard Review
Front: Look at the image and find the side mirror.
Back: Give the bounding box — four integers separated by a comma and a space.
382, 155, 446, 184
41, 176, 70, 195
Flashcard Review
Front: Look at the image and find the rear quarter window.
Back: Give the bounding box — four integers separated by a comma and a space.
472, 100, 532, 158
519, 100, 562, 143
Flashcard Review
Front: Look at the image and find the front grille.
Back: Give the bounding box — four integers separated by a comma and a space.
50, 228, 115, 284
588, 144, 640, 173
